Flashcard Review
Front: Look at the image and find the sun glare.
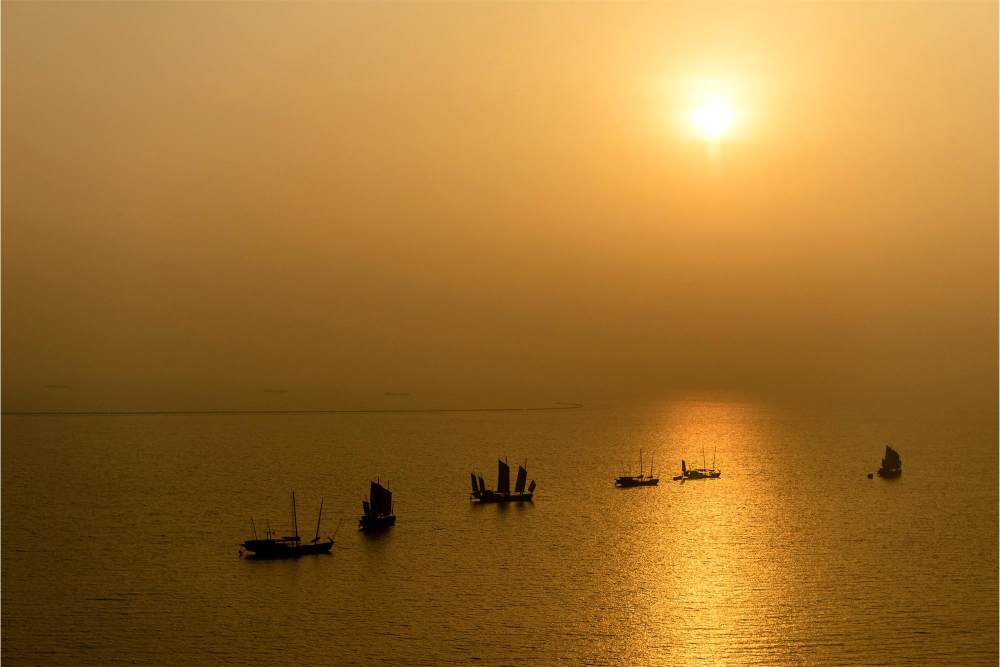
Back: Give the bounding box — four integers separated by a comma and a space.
690, 102, 735, 140
672, 76, 745, 143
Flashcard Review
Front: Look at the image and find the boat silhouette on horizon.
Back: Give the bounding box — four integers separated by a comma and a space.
673, 448, 721, 481
615, 449, 659, 487
470, 458, 535, 503
876, 445, 902, 478
360, 479, 396, 531
241, 492, 334, 559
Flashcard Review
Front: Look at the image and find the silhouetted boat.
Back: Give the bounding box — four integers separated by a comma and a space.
615, 449, 659, 487
360, 479, 396, 530
241, 492, 334, 558
877, 445, 902, 478
470, 458, 535, 503
672, 448, 721, 480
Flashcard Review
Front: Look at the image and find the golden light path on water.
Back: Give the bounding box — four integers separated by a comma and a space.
570, 398, 996, 665
592, 400, 806, 664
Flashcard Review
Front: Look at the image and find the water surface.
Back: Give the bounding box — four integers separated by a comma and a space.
3, 399, 997, 664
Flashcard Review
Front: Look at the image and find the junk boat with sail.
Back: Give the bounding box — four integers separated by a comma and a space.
470, 458, 535, 503
615, 449, 659, 487
241, 492, 334, 558
360, 478, 396, 530
876, 445, 902, 478
673, 447, 721, 480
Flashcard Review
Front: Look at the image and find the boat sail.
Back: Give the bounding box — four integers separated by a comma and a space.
515, 464, 528, 494
360, 479, 397, 530
470, 457, 535, 503
615, 449, 659, 487
497, 459, 511, 495
877, 445, 902, 478
241, 491, 335, 559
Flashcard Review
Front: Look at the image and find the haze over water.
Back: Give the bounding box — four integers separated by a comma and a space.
3, 2, 996, 412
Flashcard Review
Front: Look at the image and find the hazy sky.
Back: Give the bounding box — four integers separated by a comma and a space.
3, 2, 996, 411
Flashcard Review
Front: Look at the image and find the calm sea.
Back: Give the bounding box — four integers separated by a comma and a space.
3, 399, 997, 665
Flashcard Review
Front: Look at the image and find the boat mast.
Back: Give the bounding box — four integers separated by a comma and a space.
314, 497, 324, 542
640, 449, 643, 479
291, 491, 299, 541
702, 446, 707, 471
649, 453, 654, 478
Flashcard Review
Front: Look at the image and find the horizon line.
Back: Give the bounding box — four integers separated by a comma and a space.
2, 403, 585, 417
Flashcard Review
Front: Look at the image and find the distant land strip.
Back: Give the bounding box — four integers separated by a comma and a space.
2, 403, 584, 417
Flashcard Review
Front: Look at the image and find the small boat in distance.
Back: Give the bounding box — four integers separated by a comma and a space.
877, 445, 902, 478
615, 449, 659, 487
360, 479, 396, 531
241, 492, 334, 559
470, 458, 535, 503
673, 448, 721, 481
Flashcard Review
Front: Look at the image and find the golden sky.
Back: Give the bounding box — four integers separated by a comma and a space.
3, 2, 997, 411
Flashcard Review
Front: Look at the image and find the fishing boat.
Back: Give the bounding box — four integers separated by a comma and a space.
360, 479, 396, 530
877, 445, 902, 478
241, 492, 334, 559
672, 447, 721, 481
615, 449, 659, 487
470, 458, 535, 503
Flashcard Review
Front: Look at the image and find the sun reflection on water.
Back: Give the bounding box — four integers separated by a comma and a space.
592, 398, 815, 664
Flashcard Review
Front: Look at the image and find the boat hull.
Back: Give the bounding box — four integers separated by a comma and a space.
877, 468, 902, 478
359, 514, 396, 531
241, 538, 333, 559
472, 491, 533, 503
615, 477, 659, 487
675, 470, 721, 480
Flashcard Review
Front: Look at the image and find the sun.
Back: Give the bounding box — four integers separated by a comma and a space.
689, 101, 735, 140
667, 75, 748, 145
